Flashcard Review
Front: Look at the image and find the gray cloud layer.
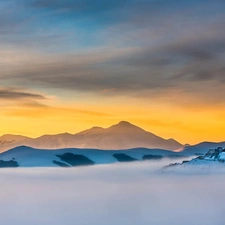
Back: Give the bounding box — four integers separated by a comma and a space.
0, 87, 48, 108
0, 88, 46, 100
0, 0, 225, 105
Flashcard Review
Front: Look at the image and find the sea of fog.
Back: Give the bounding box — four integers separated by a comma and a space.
0, 158, 225, 225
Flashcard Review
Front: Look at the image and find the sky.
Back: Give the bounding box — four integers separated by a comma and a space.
0, 0, 225, 144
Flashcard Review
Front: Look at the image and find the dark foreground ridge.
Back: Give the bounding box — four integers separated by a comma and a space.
113, 153, 137, 162
142, 154, 163, 160
53, 160, 70, 167
0, 159, 19, 168
56, 153, 95, 167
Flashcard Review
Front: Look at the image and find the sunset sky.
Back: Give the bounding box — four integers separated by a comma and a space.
1, 0, 225, 144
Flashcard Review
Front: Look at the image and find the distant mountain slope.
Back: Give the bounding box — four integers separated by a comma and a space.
0, 134, 33, 152
0, 121, 183, 152
0, 146, 186, 167
180, 141, 225, 155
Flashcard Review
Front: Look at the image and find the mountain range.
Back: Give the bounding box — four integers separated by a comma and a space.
0, 146, 185, 168
0, 119, 225, 168
2, 143, 225, 168
0, 121, 183, 152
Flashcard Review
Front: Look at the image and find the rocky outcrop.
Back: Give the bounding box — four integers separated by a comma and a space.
0, 159, 19, 168
163, 147, 225, 170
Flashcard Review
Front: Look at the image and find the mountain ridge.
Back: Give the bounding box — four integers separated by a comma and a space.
0, 121, 182, 152
0, 145, 186, 167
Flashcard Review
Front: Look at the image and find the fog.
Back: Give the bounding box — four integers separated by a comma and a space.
0, 159, 225, 225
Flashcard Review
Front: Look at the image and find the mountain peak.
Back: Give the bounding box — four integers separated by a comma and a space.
117, 121, 133, 126
91, 126, 103, 129
108, 121, 145, 133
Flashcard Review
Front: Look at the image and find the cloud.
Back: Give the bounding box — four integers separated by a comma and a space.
1, 34, 225, 105
0, 0, 225, 107
0, 162, 225, 225
0, 87, 49, 108
0, 43, 225, 107
0, 88, 46, 100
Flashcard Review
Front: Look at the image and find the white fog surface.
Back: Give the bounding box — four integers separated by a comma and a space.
0, 159, 225, 225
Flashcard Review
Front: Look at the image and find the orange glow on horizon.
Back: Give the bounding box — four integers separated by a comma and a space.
1, 96, 225, 145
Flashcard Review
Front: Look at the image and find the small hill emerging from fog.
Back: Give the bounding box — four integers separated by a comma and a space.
179, 141, 225, 155
0, 121, 182, 152
163, 147, 225, 173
